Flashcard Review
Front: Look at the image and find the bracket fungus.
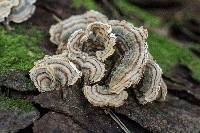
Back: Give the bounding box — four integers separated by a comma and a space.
0, 0, 36, 30
30, 10, 167, 107
49, 10, 108, 46
29, 54, 82, 92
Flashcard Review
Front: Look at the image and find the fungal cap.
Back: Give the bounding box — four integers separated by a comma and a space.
84, 22, 116, 61
61, 28, 106, 83
9, 0, 37, 23
135, 57, 166, 104
29, 54, 82, 92
83, 85, 128, 107
49, 10, 108, 45
0, 0, 19, 22
67, 52, 106, 83
108, 20, 149, 94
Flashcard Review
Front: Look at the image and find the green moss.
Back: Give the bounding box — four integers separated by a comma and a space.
0, 25, 44, 73
0, 96, 34, 112
113, 0, 161, 27
188, 43, 200, 51
148, 32, 200, 81
71, 0, 98, 10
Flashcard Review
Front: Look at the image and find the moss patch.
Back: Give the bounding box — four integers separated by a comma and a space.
113, 0, 161, 27
71, 0, 98, 10
0, 96, 34, 112
188, 43, 200, 52
148, 32, 200, 81
0, 25, 44, 73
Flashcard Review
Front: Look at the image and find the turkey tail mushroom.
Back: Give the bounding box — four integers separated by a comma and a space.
9, 0, 36, 23
61, 28, 107, 83
30, 11, 167, 107
0, 0, 36, 23
66, 52, 106, 84
83, 22, 116, 61
58, 22, 116, 62
65, 29, 85, 55
108, 20, 149, 94
49, 10, 108, 45
83, 85, 128, 107
0, 0, 19, 22
29, 54, 82, 92
134, 57, 167, 104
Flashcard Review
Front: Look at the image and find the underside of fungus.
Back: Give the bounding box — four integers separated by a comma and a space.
0, 0, 36, 26
30, 11, 167, 107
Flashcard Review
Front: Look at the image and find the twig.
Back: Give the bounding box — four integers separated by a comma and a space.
53, 14, 62, 22
104, 109, 131, 133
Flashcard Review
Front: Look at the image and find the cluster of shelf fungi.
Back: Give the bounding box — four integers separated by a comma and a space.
1, 0, 200, 132
29, 10, 167, 107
